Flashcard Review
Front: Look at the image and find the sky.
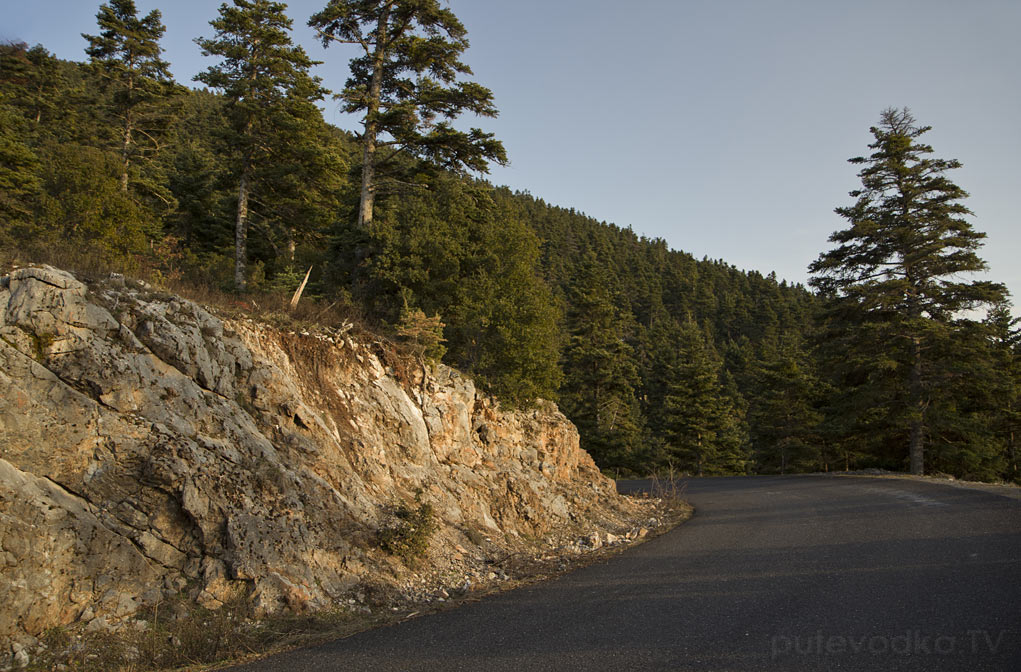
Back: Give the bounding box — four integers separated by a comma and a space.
4, 0, 1020, 306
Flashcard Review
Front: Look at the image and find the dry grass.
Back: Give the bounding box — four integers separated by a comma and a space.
0, 240, 375, 343
646, 473, 687, 504
24, 590, 386, 672
0, 239, 455, 376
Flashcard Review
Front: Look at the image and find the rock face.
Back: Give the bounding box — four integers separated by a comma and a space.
0, 266, 639, 654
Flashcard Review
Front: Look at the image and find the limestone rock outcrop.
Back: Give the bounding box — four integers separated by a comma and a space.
0, 266, 640, 656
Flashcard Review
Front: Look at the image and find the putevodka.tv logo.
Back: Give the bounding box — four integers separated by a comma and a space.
770, 630, 1009, 659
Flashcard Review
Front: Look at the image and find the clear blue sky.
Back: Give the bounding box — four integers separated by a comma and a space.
5, 0, 1019, 306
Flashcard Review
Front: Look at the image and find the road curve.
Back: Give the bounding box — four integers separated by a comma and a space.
227, 475, 1020, 671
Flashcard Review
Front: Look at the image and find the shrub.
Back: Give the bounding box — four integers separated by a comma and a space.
377, 490, 437, 562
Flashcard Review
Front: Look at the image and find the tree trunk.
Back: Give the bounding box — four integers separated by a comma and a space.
908, 337, 925, 475
357, 2, 392, 229
1008, 421, 1016, 479
234, 167, 251, 292
121, 116, 132, 192
235, 53, 257, 294
358, 129, 377, 228
121, 67, 134, 192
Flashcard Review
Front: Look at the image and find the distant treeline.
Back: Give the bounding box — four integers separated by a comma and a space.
1, 3, 1017, 483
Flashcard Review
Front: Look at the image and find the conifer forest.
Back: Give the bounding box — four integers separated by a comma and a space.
2, 1, 1017, 483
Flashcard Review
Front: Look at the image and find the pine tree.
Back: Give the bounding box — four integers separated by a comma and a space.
340, 174, 560, 403
660, 318, 748, 476
310, 0, 506, 228
983, 302, 1020, 481
83, 0, 176, 193
37, 143, 151, 261
196, 0, 329, 291
1, 43, 101, 149
250, 110, 348, 283
0, 99, 42, 241
748, 336, 825, 474
810, 108, 1006, 475
921, 318, 1011, 480
0, 44, 64, 129
559, 253, 643, 472
160, 89, 234, 256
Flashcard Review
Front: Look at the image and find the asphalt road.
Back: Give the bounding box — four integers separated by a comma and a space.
228, 475, 1020, 671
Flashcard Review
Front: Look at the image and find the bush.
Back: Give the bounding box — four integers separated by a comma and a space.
394, 306, 446, 362
377, 490, 438, 562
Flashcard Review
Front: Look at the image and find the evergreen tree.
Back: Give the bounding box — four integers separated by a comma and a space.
748, 336, 825, 474
983, 302, 1020, 481
340, 174, 560, 402
37, 143, 151, 261
445, 204, 562, 403
196, 0, 329, 291
559, 253, 643, 471
638, 312, 685, 440
0, 43, 64, 128
256, 114, 349, 276
310, 0, 506, 228
83, 0, 176, 194
0, 43, 100, 148
0, 99, 42, 241
660, 318, 748, 476
921, 318, 1011, 480
160, 89, 234, 257
810, 108, 1006, 475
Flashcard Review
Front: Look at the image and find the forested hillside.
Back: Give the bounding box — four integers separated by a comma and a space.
1, 1, 1017, 483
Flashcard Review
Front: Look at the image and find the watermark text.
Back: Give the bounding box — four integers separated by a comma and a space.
770, 629, 1009, 659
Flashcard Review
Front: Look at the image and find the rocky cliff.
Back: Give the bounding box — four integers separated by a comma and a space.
0, 266, 650, 660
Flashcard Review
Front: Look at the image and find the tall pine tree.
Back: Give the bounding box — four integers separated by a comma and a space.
810, 108, 1006, 475
83, 0, 176, 194
983, 302, 1020, 481
196, 0, 328, 291
748, 336, 825, 474
660, 318, 748, 476
559, 253, 643, 472
310, 0, 506, 228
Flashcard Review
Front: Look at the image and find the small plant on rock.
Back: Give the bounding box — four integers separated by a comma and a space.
394, 306, 446, 362
377, 490, 437, 563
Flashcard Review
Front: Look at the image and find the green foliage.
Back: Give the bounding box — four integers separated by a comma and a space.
558, 253, 644, 471
83, 0, 178, 200
159, 89, 234, 256
377, 491, 438, 563
1, 43, 60, 127
982, 302, 1021, 482
921, 315, 1017, 481
395, 305, 446, 361
311, 0, 506, 228
658, 319, 749, 476
748, 335, 826, 473
810, 108, 1008, 476
0, 98, 42, 238
339, 174, 561, 403
196, 0, 331, 290
36, 142, 156, 261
